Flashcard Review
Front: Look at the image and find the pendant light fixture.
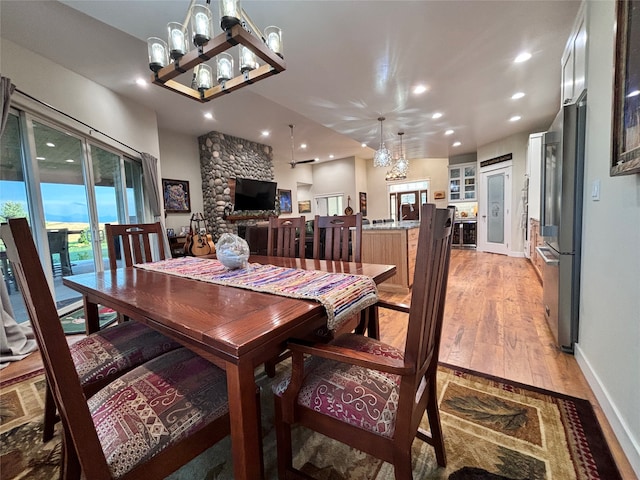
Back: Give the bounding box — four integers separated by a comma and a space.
373, 116, 392, 168
386, 131, 409, 181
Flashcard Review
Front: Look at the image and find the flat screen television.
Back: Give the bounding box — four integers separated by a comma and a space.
233, 177, 277, 211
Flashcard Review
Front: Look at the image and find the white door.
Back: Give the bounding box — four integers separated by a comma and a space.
478, 164, 512, 255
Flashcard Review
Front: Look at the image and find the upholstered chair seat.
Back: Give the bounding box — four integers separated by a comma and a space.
71, 321, 181, 385
88, 347, 229, 479
273, 334, 404, 438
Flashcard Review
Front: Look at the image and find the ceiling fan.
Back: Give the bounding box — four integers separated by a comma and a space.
288, 124, 315, 168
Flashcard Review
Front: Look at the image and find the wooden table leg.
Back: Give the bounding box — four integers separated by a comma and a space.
225, 360, 264, 480
83, 297, 100, 334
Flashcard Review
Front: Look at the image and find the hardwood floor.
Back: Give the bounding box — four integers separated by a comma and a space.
0, 249, 635, 478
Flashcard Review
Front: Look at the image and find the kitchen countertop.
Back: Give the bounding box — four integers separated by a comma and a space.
454, 216, 478, 222
363, 220, 421, 230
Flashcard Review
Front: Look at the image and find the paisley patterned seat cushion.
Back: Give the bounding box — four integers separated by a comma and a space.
88, 347, 229, 479
273, 334, 404, 438
71, 321, 181, 386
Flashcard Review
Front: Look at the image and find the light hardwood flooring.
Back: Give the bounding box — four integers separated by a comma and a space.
0, 249, 636, 478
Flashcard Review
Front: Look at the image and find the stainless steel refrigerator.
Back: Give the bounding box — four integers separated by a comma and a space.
536, 91, 587, 353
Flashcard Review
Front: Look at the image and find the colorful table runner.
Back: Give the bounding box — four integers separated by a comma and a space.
135, 257, 378, 331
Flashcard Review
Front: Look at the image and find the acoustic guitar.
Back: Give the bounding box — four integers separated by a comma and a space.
186, 213, 216, 256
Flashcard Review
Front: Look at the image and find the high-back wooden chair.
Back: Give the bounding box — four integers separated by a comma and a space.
1, 218, 231, 480
105, 222, 167, 270
273, 204, 455, 479
8, 219, 183, 445
267, 216, 306, 258
313, 212, 362, 262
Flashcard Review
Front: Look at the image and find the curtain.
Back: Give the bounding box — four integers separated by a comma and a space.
0, 76, 38, 368
141, 152, 171, 255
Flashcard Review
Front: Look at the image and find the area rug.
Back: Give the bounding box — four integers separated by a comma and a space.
59, 305, 118, 335
0, 364, 622, 480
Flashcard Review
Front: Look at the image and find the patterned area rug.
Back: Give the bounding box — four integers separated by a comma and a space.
0, 364, 621, 480
59, 305, 118, 335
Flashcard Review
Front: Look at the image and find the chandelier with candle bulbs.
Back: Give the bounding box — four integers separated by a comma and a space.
147, 0, 286, 102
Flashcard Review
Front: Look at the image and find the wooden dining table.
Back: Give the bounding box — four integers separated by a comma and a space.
63, 255, 396, 480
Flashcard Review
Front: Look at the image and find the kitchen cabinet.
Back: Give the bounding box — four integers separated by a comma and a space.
449, 163, 476, 202
362, 222, 419, 293
561, 3, 586, 104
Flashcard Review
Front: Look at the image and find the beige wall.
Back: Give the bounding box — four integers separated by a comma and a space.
576, 1, 640, 474
365, 157, 450, 220
2, 39, 160, 159
158, 128, 202, 232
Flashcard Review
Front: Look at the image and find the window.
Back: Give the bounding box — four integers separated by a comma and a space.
314, 194, 344, 216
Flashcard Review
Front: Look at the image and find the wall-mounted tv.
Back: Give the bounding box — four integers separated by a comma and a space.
233, 177, 277, 211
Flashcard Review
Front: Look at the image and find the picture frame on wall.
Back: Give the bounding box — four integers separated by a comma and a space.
611, 0, 640, 176
359, 192, 367, 216
278, 189, 292, 213
162, 179, 191, 213
298, 200, 311, 213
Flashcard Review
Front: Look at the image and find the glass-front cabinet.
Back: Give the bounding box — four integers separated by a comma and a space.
448, 163, 476, 202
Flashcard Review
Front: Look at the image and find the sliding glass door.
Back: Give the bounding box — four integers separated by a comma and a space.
0, 110, 147, 321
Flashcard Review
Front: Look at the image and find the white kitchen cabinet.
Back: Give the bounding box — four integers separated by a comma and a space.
561, 3, 586, 104
448, 162, 476, 202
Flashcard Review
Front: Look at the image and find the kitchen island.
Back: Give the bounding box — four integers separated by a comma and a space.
362, 220, 420, 293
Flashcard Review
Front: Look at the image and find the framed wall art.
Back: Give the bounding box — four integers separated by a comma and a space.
298, 200, 311, 213
162, 179, 191, 213
611, 0, 640, 175
278, 189, 292, 213
359, 192, 367, 216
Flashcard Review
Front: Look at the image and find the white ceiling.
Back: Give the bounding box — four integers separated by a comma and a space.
0, 0, 581, 168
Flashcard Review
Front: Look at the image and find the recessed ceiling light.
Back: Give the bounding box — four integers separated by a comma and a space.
329, 154, 334, 159
46, 142, 55, 147
444, 129, 454, 136
203, 112, 213, 119
65, 159, 75, 163
36, 156, 45, 161
514, 52, 532, 63
432, 112, 443, 119
136, 77, 147, 86
413, 84, 428, 95
452, 141, 461, 147
511, 92, 525, 99
361, 143, 367, 148
314, 157, 320, 161
300, 143, 307, 149
627, 89, 640, 98
261, 130, 270, 136
510, 115, 522, 122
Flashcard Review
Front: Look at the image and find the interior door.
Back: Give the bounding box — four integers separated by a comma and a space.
478, 165, 512, 255
396, 190, 419, 220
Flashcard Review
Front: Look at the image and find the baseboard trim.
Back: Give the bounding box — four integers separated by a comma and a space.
575, 343, 640, 478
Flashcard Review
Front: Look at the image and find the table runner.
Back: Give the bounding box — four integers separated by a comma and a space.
135, 257, 378, 331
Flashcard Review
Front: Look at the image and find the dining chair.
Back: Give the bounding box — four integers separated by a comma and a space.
5, 219, 182, 443
273, 204, 455, 480
312, 212, 362, 262
1, 218, 231, 480
47, 228, 72, 276
105, 222, 167, 271
267, 216, 306, 258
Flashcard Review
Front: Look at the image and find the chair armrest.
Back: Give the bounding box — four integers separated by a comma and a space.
376, 299, 410, 314
288, 339, 413, 376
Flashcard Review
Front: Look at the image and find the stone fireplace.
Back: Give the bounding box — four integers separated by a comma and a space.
198, 130, 274, 241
